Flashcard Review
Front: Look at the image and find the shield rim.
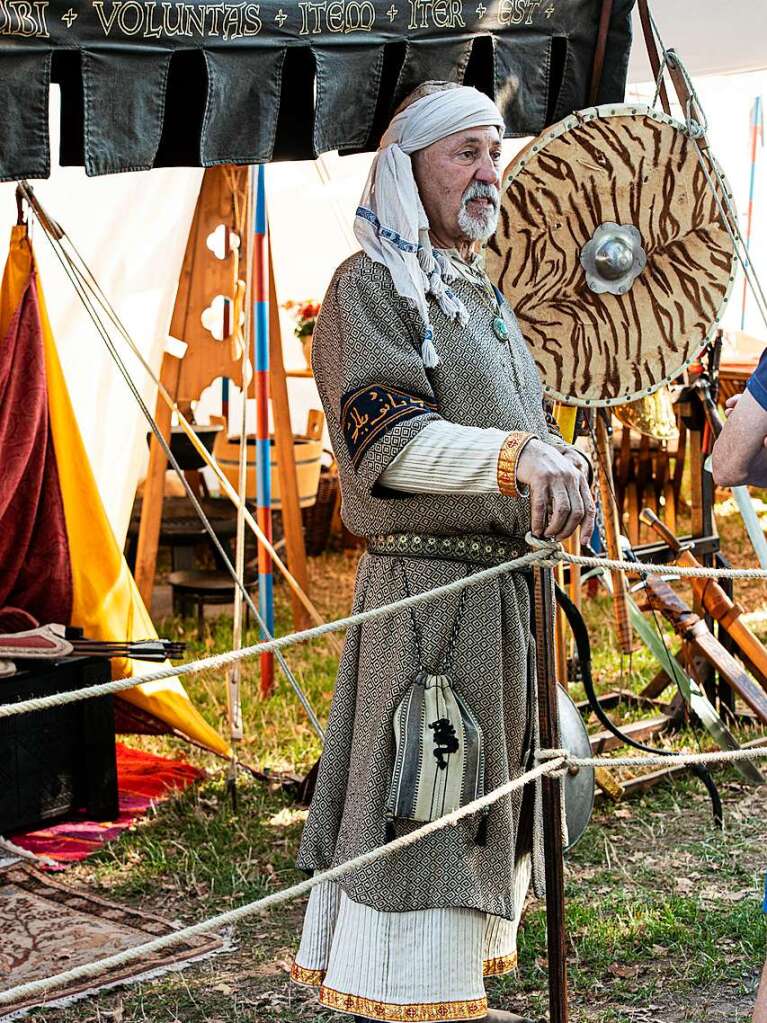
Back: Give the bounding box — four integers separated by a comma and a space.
493, 103, 737, 409
558, 684, 595, 852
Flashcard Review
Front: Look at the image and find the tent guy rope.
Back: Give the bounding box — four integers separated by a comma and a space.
15, 182, 326, 743
16, 181, 341, 655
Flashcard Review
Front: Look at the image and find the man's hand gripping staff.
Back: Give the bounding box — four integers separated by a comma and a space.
497, 432, 596, 541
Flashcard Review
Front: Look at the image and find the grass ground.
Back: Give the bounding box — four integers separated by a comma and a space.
21, 499, 767, 1023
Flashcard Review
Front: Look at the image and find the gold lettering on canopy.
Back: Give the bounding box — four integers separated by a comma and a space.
407, 0, 464, 30
0, 0, 48, 35
497, 0, 542, 25
91, 0, 262, 37
0, 0, 553, 39
298, 0, 374, 33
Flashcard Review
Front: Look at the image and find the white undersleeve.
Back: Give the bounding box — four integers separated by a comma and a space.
379, 420, 507, 494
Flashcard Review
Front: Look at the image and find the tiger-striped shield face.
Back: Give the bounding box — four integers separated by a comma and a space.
485, 104, 736, 408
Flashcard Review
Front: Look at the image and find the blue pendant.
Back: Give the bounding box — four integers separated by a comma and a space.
493, 316, 509, 342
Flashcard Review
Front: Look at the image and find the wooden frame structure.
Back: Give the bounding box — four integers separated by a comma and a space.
134, 166, 311, 636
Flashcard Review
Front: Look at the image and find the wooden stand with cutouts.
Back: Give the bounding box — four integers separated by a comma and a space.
134, 166, 311, 630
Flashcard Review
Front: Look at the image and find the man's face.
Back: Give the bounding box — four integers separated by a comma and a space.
412, 125, 502, 246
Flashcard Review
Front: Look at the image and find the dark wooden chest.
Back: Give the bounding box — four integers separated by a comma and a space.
0, 656, 119, 833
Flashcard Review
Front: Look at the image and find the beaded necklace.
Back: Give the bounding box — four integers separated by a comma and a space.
441, 249, 511, 342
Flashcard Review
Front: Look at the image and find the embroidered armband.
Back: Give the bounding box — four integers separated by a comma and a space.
341, 384, 438, 469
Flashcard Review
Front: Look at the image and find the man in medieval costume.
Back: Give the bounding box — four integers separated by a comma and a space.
291, 81, 594, 1023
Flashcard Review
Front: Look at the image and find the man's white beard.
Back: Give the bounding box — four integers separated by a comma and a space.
457, 181, 500, 242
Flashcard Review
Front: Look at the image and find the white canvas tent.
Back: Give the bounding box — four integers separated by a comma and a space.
628, 1, 767, 83
3, 7, 767, 541
0, 94, 202, 540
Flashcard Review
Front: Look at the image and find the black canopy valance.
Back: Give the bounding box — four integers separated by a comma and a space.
0, 0, 634, 178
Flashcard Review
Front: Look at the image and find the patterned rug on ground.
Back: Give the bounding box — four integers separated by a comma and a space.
9, 743, 205, 866
0, 861, 224, 1019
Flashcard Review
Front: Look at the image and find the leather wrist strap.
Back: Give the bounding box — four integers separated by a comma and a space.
497, 432, 535, 498
638, 0, 671, 115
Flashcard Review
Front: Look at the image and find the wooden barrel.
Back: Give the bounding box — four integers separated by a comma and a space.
213, 434, 323, 508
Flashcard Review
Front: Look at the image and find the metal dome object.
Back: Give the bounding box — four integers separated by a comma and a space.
581, 222, 647, 295
558, 685, 595, 851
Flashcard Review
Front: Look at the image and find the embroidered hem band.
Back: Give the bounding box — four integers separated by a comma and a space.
319, 986, 488, 1021
291, 950, 519, 990
483, 951, 519, 976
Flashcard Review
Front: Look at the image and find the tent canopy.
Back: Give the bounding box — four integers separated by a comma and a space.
627, 1, 767, 83
0, 0, 634, 179
0, 224, 229, 756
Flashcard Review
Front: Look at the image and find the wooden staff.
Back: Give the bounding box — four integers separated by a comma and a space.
533, 565, 569, 1023
595, 412, 633, 654
641, 508, 767, 690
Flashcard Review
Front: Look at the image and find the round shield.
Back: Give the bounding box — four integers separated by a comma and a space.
486, 104, 736, 407
557, 685, 595, 851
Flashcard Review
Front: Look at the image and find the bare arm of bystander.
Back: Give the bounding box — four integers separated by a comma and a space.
711, 389, 767, 488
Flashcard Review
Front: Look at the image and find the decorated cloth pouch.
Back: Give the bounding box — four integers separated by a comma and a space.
385, 565, 487, 843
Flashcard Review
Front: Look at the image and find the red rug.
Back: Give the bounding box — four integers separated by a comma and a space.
9, 742, 204, 868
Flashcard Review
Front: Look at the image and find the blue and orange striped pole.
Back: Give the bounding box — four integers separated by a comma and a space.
252, 164, 274, 696
741, 95, 763, 330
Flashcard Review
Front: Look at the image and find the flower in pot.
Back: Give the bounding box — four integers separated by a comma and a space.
284, 299, 321, 369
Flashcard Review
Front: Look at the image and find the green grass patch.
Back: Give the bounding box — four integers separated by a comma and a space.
25, 542, 767, 1022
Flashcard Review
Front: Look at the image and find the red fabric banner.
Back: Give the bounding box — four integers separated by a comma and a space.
0, 275, 72, 625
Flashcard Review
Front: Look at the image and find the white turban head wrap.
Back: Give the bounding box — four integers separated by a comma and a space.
354, 86, 505, 367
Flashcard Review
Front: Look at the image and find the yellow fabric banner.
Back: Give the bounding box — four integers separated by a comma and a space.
553, 404, 578, 445
2, 226, 228, 756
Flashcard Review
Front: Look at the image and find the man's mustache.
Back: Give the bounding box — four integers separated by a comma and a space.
461, 183, 500, 210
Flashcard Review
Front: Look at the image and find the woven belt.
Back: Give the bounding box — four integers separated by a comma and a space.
366, 532, 528, 567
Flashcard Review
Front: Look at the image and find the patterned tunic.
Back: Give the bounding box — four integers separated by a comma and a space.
297, 251, 559, 921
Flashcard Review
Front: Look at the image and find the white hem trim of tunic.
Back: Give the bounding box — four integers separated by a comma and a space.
291, 856, 531, 1021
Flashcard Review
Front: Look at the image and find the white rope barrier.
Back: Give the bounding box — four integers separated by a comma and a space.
4, 537, 767, 720
0, 547, 551, 719
560, 550, 767, 581
0, 757, 564, 1006
538, 744, 767, 770
3, 740, 767, 1007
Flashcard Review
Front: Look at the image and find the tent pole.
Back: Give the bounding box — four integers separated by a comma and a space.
134, 353, 181, 606
268, 241, 311, 632
252, 164, 275, 697
741, 95, 763, 330
228, 174, 251, 805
